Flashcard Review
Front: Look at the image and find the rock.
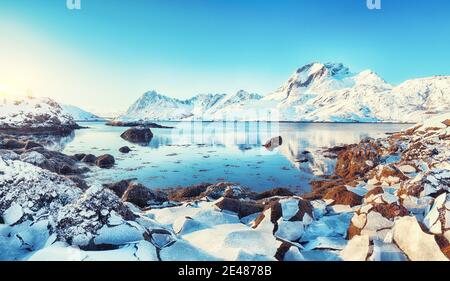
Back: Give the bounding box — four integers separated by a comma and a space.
0, 149, 19, 160
107, 121, 173, 128
2, 202, 24, 225
371, 203, 409, 219
81, 154, 97, 164
119, 146, 131, 153
1, 139, 26, 149
202, 183, 250, 200
73, 153, 86, 161
168, 183, 210, 201
215, 197, 264, 218
334, 139, 382, 179
275, 220, 304, 241
360, 211, 394, 240
253, 188, 294, 200
65, 176, 89, 191
398, 165, 417, 174
58, 164, 73, 175
323, 186, 363, 207
263, 136, 282, 151
95, 154, 115, 168
55, 185, 138, 249
121, 183, 168, 208
24, 141, 43, 150
369, 240, 407, 261
103, 179, 134, 198
443, 119, 450, 126
120, 127, 153, 144
393, 216, 448, 261
340, 235, 369, 261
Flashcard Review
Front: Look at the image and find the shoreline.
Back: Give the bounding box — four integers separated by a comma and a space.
0, 115, 449, 261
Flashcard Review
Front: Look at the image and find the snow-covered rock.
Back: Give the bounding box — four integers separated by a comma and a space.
393, 216, 448, 261
0, 96, 78, 132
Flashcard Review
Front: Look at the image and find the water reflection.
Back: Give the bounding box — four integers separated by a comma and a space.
58, 121, 409, 192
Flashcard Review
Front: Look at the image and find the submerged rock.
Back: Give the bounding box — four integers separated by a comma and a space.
120, 127, 153, 144
119, 146, 131, 153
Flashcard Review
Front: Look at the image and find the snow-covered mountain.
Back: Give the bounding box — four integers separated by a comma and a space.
0, 96, 79, 132
118, 62, 450, 123
61, 104, 105, 121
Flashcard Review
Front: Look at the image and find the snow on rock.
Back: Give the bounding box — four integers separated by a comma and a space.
0, 96, 78, 132
2, 202, 24, 225
393, 216, 448, 261
340, 235, 370, 261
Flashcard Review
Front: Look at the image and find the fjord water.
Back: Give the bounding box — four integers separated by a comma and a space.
60, 122, 410, 193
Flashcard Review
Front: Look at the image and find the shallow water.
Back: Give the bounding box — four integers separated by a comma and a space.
59, 121, 410, 193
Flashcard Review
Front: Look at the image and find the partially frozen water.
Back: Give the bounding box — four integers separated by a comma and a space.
60, 122, 410, 193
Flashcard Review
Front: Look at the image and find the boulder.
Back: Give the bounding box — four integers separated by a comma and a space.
95, 154, 115, 168
73, 153, 86, 161
393, 216, 448, 261
24, 141, 43, 150
81, 154, 97, 164
323, 186, 363, 207
121, 183, 168, 208
103, 179, 134, 198
215, 197, 264, 218
168, 183, 210, 201
340, 235, 370, 261
1, 139, 26, 149
119, 146, 131, 153
120, 127, 153, 144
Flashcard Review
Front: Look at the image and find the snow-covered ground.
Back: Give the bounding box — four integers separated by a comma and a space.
118, 62, 450, 123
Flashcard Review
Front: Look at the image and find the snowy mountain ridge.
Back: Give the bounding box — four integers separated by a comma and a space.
118, 62, 450, 123
61, 104, 105, 121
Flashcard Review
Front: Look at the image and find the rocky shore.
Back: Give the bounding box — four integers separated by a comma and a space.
0, 114, 449, 261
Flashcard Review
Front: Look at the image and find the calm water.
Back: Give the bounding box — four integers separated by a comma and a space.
57, 122, 409, 193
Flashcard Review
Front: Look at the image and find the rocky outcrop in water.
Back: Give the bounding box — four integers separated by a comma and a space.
120, 127, 153, 144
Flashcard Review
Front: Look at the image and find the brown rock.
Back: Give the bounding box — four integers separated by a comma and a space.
81, 154, 97, 164
274, 242, 292, 261
215, 197, 264, 218
168, 183, 210, 201
334, 139, 382, 179
364, 186, 384, 199
119, 146, 131, 153
104, 179, 134, 197
442, 119, 450, 127
73, 153, 86, 161
95, 154, 115, 168
347, 223, 362, 240
121, 183, 168, 208
120, 127, 153, 144
24, 141, 43, 150
371, 203, 409, 219
253, 188, 294, 200
323, 186, 363, 207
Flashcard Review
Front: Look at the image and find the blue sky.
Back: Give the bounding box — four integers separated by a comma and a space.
1, 0, 449, 115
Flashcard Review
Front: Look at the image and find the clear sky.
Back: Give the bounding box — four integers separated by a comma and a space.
1, 0, 450, 116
